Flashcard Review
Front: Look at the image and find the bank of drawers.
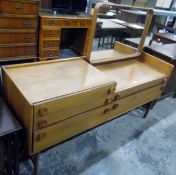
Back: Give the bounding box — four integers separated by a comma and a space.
0, 0, 39, 62
33, 83, 163, 153
39, 16, 92, 60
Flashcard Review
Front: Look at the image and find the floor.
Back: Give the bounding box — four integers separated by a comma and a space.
20, 96, 176, 175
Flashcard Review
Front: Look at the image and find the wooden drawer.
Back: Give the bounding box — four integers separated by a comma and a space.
0, 17, 37, 29
0, 0, 38, 15
0, 46, 37, 57
42, 18, 92, 28
41, 49, 59, 58
34, 83, 115, 130
0, 33, 36, 44
43, 40, 60, 49
42, 30, 60, 38
33, 84, 163, 153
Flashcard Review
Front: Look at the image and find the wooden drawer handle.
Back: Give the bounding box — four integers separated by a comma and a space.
24, 37, 32, 42
112, 104, 119, 110
24, 22, 32, 28
48, 31, 54, 37
105, 98, 112, 105
49, 20, 57, 26
38, 120, 47, 129
15, 6, 23, 11
38, 108, 48, 117
103, 108, 111, 115
114, 94, 120, 100
36, 133, 46, 142
48, 43, 55, 47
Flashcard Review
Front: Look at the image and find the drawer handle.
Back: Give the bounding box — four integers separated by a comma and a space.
15, 6, 23, 11
103, 108, 111, 115
25, 37, 32, 42
105, 98, 112, 105
114, 94, 120, 100
48, 31, 54, 37
24, 22, 32, 28
38, 120, 47, 129
112, 104, 119, 110
49, 20, 57, 26
39, 108, 48, 117
48, 43, 55, 47
108, 86, 116, 95
36, 133, 46, 142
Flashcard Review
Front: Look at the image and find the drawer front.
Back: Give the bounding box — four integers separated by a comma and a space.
0, 0, 38, 15
0, 46, 37, 57
0, 17, 37, 29
34, 83, 116, 130
41, 49, 59, 58
43, 40, 60, 48
0, 33, 36, 44
42, 30, 60, 38
33, 84, 163, 153
42, 18, 92, 28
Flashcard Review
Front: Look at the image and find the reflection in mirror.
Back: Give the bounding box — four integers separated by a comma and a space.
89, 3, 153, 64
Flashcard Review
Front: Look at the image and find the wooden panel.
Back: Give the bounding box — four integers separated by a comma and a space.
0, 46, 37, 57
43, 40, 60, 48
0, 0, 38, 15
0, 33, 36, 44
140, 52, 174, 76
42, 30, 60, 38
34, 83, 116, 130
0, 17, 37, 29
41, 49, 59, 58
33, 84, 163, 154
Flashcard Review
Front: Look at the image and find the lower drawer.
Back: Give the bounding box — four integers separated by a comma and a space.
0, 33, 36, 44
0, 17, 37, 29
33, 84, 163, 154
40, 49, 59, 58
0, 46, 37, 57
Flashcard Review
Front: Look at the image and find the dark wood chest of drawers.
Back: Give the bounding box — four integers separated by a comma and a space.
0, 0, 39, 62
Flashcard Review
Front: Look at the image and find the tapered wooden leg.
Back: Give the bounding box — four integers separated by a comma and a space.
32, 154, 40, 175
143, 101, 156, 119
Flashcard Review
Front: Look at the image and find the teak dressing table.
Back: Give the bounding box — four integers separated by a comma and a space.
1, 3, 174, 175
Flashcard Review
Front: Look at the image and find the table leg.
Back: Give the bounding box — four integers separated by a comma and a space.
143, 101, 156, 119
32, 154, 40, 175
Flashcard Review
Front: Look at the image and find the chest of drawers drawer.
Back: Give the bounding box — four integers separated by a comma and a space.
0, 0, 38, 15
0, 17, 37, 29
43, 40, 60, 48
0, 32, 36, 44
0, 46, 37, 57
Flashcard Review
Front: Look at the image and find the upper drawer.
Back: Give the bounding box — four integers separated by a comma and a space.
42, 18, 92, 28
0, 17, 37, 29
0, 0, 38, 15
34, 83, 116, 130
0, 46, 37, 57
0, 32, 36, 44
